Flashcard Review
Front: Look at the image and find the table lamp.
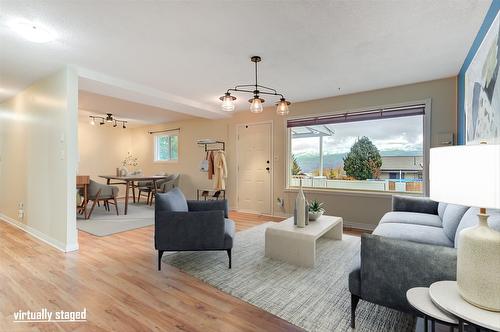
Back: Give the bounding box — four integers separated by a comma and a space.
430, 144, 500, 311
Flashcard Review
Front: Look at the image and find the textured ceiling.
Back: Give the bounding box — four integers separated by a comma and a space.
0, 0, 491, 121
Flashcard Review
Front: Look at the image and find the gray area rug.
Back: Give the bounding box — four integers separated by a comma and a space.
77, 202, 154, 236
163, 222, 415, 332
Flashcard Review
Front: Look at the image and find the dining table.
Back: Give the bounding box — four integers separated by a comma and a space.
99, 175, 169, 215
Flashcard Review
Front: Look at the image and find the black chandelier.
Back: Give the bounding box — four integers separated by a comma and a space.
219, 56, 291, 115
89, 113, 127, 128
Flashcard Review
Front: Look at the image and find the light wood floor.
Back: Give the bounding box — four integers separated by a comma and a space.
0, 211, 368, 332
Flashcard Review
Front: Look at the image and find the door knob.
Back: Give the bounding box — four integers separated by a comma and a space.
266, 167, 270, 171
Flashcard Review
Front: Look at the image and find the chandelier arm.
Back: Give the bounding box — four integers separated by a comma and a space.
227, 88, 257, 94
233, 84, 257, 89
255, 84, 278, 94
256, 91, 286, 98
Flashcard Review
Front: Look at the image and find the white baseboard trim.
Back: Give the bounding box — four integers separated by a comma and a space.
0, 212, 78, 252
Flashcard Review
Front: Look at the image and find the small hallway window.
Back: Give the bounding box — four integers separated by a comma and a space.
154, 133, 178, 162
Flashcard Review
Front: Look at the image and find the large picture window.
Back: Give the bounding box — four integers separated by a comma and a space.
154, 133, 178, 162
288, 104, 426, 193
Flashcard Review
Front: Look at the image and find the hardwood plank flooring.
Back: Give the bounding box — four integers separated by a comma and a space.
0, 211, 369, 332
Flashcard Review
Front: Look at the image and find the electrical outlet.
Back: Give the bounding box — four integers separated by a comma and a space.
18, 202, 24, 220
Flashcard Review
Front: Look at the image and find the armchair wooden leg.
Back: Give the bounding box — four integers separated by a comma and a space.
86, 190, 101, 219
227, 249, 232, 269
351, 294, 360, 329
158, 250, 164, 271
113, 196, 119, 215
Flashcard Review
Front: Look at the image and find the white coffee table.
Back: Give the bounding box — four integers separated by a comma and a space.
429, 281, 500, 332
264, 215, 343, 267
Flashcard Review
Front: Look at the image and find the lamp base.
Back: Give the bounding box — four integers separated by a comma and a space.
457, 213, 500, 312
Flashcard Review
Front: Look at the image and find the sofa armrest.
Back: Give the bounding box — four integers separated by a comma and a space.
155, 210, 225, 250
392, 195, 438, 215
359, 234, 456, 312
187, 200, 228, 218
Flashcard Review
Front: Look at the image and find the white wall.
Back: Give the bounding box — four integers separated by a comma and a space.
132, 77, 457, 230
78, 120, 133, 196
0, 68, 79, 251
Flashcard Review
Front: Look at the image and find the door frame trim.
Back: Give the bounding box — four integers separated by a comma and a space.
235, 120, 274, 215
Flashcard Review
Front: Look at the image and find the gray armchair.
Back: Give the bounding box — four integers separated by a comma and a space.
86, 179, 119, 219
155, 188, 235, 271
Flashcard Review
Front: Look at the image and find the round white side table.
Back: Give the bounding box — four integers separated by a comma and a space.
429, 280, 500, 332
407, 287, 459, 332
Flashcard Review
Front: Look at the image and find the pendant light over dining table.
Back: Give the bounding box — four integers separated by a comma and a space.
219, 56, 291, 115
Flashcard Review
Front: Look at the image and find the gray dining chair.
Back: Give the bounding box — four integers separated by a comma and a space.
86, 179, 119, 219
139, 174, 180, 206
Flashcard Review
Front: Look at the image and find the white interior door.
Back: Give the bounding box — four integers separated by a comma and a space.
237, 123, 272, 215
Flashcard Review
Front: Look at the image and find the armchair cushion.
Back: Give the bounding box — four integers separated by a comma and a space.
155, 188, 188, 212
373, 223, 453, 247
380, 211, 442, 227
224, 218, 236, 248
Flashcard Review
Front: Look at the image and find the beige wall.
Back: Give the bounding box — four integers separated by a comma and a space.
0, 68, 79, 250
78, 119, 133, 196
81, 77, 457, 229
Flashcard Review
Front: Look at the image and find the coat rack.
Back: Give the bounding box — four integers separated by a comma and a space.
197, 140, 225, 152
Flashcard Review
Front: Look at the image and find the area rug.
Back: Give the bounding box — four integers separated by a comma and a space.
163, 222, 415, 332
77, 202, 154, 236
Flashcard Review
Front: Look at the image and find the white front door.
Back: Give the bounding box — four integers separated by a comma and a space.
237, 122, 272, 215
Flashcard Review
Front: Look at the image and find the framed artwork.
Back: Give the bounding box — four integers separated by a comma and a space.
465, 11, 500, 145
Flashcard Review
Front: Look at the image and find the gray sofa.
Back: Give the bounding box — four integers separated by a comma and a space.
155, 188, 235, 271
349, 195, 500, 328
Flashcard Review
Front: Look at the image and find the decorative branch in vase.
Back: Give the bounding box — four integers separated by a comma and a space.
118, 152, 140, 176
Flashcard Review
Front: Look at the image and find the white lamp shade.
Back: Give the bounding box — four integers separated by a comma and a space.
430, 145, 500, 209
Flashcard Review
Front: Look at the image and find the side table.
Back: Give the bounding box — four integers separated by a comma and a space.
429, 281, 500, 332
407, 287, 459, 332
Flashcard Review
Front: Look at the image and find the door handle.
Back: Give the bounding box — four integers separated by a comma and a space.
266, 167, 270, 171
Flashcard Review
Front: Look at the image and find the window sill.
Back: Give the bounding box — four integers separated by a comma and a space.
153, 160, 178, 164
284, 187, 424, 198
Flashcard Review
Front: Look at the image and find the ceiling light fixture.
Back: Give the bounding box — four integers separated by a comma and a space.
89, 113, 127, 129
219, 56, 291, 115
8, 19, 57, 43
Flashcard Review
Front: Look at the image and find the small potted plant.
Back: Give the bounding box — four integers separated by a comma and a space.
308, 199, 325, 221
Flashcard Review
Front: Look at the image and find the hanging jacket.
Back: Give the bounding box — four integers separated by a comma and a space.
208, 151, 215, 180
214, 150, 227, 190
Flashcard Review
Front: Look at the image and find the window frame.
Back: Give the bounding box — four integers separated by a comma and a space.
284, 99, 432, 196
153, 133, 179, 163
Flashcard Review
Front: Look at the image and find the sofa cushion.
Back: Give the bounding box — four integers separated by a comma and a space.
224, 218, 236, 249
155, 187, 188, 212
380, 211, 442, 227
373, 223, 453, 247
442, 204, 469, 242
455, 208, 500, 248
438, 202, 447, 220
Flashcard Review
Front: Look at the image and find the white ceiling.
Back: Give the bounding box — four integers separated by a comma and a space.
0, 0, 492, 121
78, 91, 196, 126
